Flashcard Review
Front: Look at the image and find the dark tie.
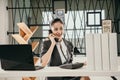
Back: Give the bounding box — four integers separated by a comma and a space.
59, 44, 69, 63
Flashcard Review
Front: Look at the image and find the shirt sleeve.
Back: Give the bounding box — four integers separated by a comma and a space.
40, 40, 51, 57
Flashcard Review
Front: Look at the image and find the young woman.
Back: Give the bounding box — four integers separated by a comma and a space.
40, 18, 90, 80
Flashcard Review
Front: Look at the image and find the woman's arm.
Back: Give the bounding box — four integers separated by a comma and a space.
41, 42, 55, 67
41, 34, 56, 67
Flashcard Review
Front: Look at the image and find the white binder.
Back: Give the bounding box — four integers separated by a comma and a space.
109, 33, 118, 71
101, 33, 110, 71
86, 34, 95, 70
94, 34, 102, 70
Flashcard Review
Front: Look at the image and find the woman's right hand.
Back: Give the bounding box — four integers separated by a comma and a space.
48, 34, 56, 46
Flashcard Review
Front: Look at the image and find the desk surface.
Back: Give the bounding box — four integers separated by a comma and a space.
0, 66, 120, 77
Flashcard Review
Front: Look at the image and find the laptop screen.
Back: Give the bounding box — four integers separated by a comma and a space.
0, 44, 35, 70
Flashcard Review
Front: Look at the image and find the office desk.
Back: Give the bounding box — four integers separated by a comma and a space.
0, 66, 120, 78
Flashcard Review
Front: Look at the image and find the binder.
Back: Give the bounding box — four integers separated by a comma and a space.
93, 34, 102, 70
109, 33, 118, 71
86, 34, 95, 70
101, 33, 110, 71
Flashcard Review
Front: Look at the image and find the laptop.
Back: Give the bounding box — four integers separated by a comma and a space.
0, 44, 43, 71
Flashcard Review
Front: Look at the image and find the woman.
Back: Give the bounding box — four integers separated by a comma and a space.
40, 18, 90, 80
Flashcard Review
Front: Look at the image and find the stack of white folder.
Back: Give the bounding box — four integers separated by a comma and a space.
86, 33, 118, 71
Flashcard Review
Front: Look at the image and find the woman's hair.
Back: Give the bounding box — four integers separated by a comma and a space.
49, 18, 63, 34
48, 29, 52, 34
50, 18, 63, 26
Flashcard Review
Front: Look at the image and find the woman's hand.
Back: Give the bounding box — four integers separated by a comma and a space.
48, 34, 56, 45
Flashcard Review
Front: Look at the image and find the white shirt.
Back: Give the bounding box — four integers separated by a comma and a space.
56, 40, 68, 64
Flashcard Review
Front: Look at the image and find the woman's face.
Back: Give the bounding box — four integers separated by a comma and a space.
51, 22, 64, 39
